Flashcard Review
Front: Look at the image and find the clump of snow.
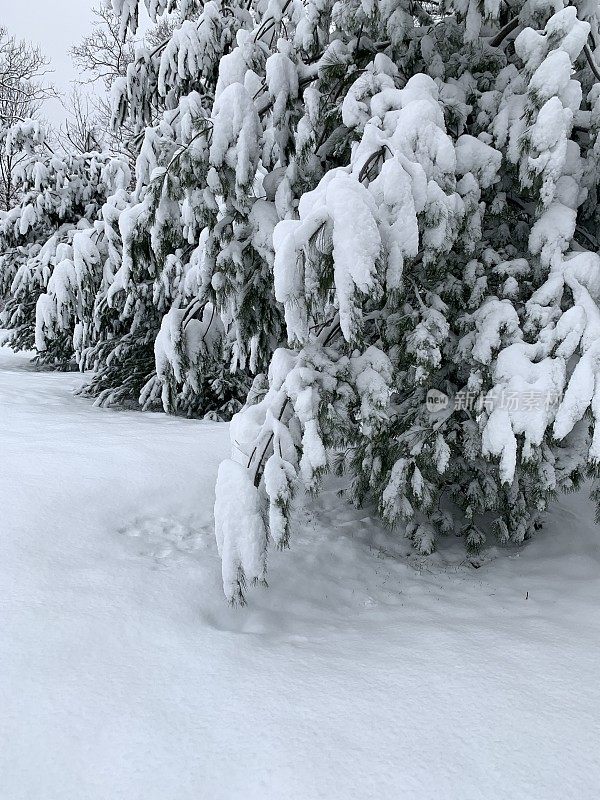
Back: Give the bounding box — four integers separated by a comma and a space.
214, 459, 267, 603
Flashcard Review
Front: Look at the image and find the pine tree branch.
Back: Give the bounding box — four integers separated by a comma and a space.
250, 395, 289, 487
488, 16, 520, 48
247, 314, 341, 487
583, 43, 600, 82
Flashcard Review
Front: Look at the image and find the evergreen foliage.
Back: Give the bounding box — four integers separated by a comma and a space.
3, 0, 600, 601
0, 121, 130, 367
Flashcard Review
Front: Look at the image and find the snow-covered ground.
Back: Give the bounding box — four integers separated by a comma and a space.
1, 344, 599, 800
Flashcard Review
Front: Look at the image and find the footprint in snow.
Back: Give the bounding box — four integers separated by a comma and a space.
118, 515, 214, 564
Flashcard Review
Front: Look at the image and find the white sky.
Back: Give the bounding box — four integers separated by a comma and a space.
2, 0, 111, 124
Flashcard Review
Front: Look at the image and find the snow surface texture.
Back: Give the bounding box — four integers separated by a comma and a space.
1, 346, 599, 799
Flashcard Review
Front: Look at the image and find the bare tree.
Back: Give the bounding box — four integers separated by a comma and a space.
59, 88, 103, 154
69, 4, 137, 162
71, 3, 135, 92
69, 4, 176, 164
0, 27, 54, 210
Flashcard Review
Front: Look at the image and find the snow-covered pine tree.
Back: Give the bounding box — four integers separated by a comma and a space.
0, 120, 131, 367
81, 0, 253, 412
110, 0, 600, 602
98, 0, 384, 415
